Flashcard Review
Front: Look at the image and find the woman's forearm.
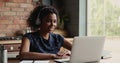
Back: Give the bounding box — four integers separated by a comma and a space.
20, 52, 56, 60
63, 39, 72, 51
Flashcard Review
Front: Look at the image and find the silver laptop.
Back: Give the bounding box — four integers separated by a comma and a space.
69, 36, 105, 63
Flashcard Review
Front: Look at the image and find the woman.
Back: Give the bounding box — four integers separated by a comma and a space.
19, 5, 72, 60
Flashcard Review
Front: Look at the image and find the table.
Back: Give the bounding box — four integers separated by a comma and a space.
8, 59, 56, 63
99, 38, 120, 63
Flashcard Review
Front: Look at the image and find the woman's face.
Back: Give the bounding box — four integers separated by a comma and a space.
40, 13, 57, 33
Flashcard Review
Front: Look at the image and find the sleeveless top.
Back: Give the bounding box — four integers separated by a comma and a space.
24, 31, 64, 54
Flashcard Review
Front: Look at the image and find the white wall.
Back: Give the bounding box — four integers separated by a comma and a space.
79, 0, 87, 36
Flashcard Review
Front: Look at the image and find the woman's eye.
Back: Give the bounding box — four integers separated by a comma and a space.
46, 19, 57, 23
54, 20, 57, 23
46, 20, 51, 22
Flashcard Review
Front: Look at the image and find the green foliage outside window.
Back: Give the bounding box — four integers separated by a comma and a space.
88, 0, 120, 36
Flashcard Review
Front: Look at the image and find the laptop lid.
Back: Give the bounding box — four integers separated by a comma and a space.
69, 36, 105, 63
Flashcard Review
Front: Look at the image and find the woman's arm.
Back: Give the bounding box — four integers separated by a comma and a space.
20, 52, 56, 60
19, 37, 56, 60
63, 38, 72, 51
55, 38, 72, 58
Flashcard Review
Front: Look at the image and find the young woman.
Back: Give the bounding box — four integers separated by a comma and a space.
19, 5, 72, 60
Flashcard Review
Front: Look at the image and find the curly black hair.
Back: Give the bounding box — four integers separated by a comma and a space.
27, 5, 59, 31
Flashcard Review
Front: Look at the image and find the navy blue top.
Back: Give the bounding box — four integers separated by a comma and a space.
24, 31, 64, 54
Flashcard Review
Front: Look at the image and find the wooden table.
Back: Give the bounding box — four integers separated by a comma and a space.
8, 59, 56, 63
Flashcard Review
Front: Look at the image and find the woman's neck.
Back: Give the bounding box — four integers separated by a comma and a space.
39, 31, 50, 40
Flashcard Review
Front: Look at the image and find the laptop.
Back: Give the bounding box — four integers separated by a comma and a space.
55, 36, 105, 63
69, 36, 105, 63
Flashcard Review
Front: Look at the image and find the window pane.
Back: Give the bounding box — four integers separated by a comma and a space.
88, 23, 105, 36
105, 22, 120, 36
87, 0, 104, 23
87, 0, 120, 36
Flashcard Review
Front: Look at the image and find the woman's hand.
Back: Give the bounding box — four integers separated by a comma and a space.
53, 49, 71, 59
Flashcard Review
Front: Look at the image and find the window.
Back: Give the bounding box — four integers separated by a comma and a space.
87, 0, 120, 36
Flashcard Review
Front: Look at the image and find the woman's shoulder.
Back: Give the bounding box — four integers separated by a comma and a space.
50, 33, 64, 38
24, 31, 38, 37
23, 31, 39, 41
50, 33, 60, 36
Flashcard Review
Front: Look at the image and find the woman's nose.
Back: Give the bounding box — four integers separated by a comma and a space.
51, 21, 54, 26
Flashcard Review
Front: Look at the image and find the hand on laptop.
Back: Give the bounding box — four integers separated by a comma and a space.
54, 49, 71, 59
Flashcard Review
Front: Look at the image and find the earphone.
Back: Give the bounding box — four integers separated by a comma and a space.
35, 10, 41, 25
